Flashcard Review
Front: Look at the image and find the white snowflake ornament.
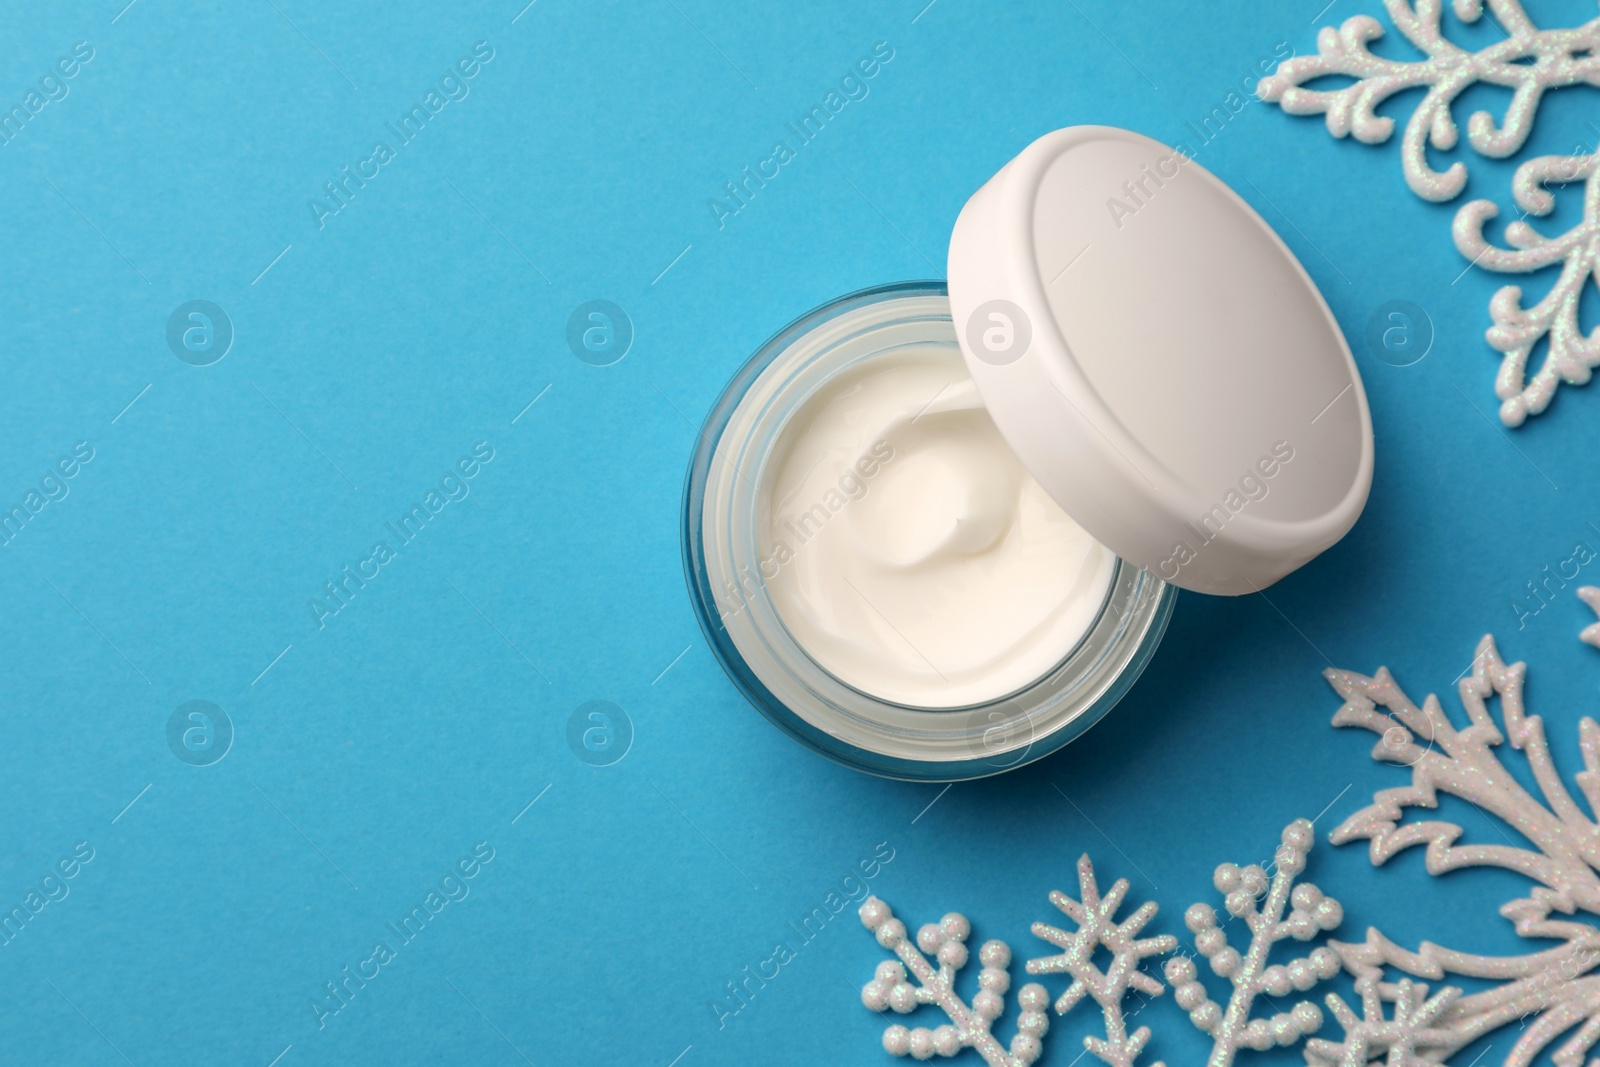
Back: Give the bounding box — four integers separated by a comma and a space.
1453, 149, 1600, 425
1259, 1, 1600, 425
1165, 820, 1344, 1067
1025, 854, 1178, 1067
1258, 2, 1600, 203
1320, 634, 1600, 1065
1304, 977, 1462, 1067
860, 897, 1051, 1066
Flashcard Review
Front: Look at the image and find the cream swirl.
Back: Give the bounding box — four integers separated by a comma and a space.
760, 346, 1115, 708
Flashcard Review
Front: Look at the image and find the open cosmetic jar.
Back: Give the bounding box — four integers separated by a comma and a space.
682, 127, 1373, 781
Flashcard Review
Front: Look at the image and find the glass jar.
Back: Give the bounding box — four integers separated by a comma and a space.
681, 282, 1175, 781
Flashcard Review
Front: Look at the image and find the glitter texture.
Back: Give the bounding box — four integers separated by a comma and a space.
1024, 855, 1178, 1067
1258, 2, 1600, 203
1579, 584, 1600, 649
858, 863, 1178, 1067
1320, 634, 1600, 1064
1307, 977, 1462, 1066
850, 626, 1600, 1064
859, 899, 1052, 1066
1259, 1, 1600, 426
1453, 149, 1600, 426
1164, 820, 1344, 1067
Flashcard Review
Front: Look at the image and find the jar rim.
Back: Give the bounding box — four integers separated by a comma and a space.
680, 282, 1175, 781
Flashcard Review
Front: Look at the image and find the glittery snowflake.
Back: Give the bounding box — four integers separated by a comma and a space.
1304, 977, 1462, 1066
1319, 634, 1600, 1065
1258, 3, 1600, 203
1163, 819, 1346, 1067
1024, 854, 1178, 1067
859, 897, 1052, 1066
1258, 2, 1600, 425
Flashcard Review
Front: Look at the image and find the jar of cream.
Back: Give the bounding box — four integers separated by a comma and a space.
682, 127, 1372, 780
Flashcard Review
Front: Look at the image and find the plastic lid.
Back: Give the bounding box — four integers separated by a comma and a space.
947, 126, 1373, 596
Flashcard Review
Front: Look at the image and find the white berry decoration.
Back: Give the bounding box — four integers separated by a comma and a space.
859, 898, 1049, 1067
1165, 819, 1343, 1067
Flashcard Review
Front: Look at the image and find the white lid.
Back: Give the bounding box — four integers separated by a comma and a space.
948, 126, 1372, 596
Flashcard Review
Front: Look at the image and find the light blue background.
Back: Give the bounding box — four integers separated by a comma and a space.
2, 1, 1598, 1063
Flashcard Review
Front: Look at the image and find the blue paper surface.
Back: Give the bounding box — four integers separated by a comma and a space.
3, 1, 1600, 1063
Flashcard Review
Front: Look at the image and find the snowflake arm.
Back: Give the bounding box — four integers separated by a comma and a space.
1304, 977, 1463, 1067
1579, 586, 1600, 650
1163, 820, 1345, 1067
1257, 1, 1600, 202
1321, 633, 1600, 1063
859, 898, 1051, 1066
1327, 903, 1600, 1059
1325, 635, 1600, 922
1024, 854, 1178, 1067
1452, 150, 1600, 425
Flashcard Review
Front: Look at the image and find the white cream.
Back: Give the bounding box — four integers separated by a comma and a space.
759, 346, 1115, 709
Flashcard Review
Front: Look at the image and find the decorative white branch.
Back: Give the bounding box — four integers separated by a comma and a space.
860, 898, 1051, 1066
851, 622, 1600, 1064
1164, 820, 1344, 1067
1258, 1, 1600, 203
1025, 854, 1178, 1067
